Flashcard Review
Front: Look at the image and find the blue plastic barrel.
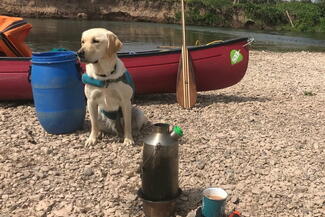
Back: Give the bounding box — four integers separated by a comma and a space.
31, 51, 85, 134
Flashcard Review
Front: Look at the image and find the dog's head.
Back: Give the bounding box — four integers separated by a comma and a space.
77, 28, 122, 64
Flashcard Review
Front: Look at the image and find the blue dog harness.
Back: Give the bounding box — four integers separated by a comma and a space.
82, 70, 135, 91
82, 69, 135, 120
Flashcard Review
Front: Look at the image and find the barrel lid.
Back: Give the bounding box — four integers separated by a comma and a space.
32, 51, 77, 63
172, 126, 183, 137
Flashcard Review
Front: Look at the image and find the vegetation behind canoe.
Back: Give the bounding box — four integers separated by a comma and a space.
184, 0, 325, 32
1, 0, 325, 32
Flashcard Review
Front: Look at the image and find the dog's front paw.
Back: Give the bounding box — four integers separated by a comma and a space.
123, 138, 135, 146
85, 136, 97, 146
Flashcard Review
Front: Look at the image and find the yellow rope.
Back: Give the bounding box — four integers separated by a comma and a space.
195, 40, 223, 46
206, 40, 223, 45
195, 40, 201, 46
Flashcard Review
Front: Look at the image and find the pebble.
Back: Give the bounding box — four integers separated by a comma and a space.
125, 193, 137, 201
231, 196, 240, 204
180, 195, 189, 201
41, 166, 50, 172
2, 194, 9, 200
83, 167, 94, 176
197, 161, 206, 170
110, 169, 121, 175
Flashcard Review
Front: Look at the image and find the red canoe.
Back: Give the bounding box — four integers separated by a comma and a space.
0, 37, 250, 100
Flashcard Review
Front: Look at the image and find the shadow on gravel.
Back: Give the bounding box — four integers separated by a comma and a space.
128, 188, 204, 217
135, 93, 270, 106
0, 93, 269, 108
79, 118, 152, 146
76, 119, 91, 133
176, 187, 204, 217
134, 93, 177, 105
196, 94, 270, 107
0, 100, 34, 108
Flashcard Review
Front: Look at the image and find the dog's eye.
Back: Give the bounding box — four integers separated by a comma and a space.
81, 40, 84, 44
92, 38, 100, 43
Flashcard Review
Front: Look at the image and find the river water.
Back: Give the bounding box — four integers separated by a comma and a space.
25, 18, 325, 52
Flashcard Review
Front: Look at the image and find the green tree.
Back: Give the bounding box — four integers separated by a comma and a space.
185, 0, 233, 26
188, 0, 232, 9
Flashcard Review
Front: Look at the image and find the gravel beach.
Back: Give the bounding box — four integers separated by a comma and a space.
0, 51, 324, 217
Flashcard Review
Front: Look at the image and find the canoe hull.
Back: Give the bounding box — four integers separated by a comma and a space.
0, 38, 250, 100
125, 38, 249, 94
0, 59, 32, 100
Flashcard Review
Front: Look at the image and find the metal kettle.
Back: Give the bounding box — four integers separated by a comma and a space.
141, 123, 183, 201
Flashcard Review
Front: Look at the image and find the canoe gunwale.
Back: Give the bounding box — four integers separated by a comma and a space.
120, 37, 249, 58
0, 37, 249, 61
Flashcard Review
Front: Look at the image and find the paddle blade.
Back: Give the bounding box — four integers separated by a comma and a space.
176, 48, 197, 109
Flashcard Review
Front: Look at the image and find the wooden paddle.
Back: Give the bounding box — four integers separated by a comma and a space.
176, 0, 197, 109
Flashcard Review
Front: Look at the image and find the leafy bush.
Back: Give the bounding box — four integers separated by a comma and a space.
318, 0, 325, 17
320, 17, 325, 31
277, 2, 322, 32
186, 0, 233, 26
175, 0, 325, 32
238, 2, 286, 26
237, 2, 324, 31
188, 0, 231, 9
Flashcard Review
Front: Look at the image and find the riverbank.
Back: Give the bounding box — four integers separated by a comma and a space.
1, 0, 325, 32
0, 0, 178, 23
0, 51, 324, 217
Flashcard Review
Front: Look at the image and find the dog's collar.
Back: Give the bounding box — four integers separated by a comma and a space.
94, 64, 117, 78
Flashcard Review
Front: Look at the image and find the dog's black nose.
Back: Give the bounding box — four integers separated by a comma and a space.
77, 49, 85, 58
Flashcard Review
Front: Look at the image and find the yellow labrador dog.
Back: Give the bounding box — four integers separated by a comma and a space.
77, 28, 146, 146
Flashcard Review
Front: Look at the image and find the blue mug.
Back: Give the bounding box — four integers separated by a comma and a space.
201, 188, 228, 217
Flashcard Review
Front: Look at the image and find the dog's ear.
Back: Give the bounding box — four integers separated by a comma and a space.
107, 32, 123, 56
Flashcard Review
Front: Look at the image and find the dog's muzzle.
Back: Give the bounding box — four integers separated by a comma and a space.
77, 49, 85, 59
77, 49, 98, 64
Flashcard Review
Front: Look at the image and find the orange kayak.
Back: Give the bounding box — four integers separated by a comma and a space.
0, 15, 32, 57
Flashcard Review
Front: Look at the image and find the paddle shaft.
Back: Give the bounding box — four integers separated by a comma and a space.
181, 0, 188, 107
178, 0, 197, 108
181, 0, 186, 50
